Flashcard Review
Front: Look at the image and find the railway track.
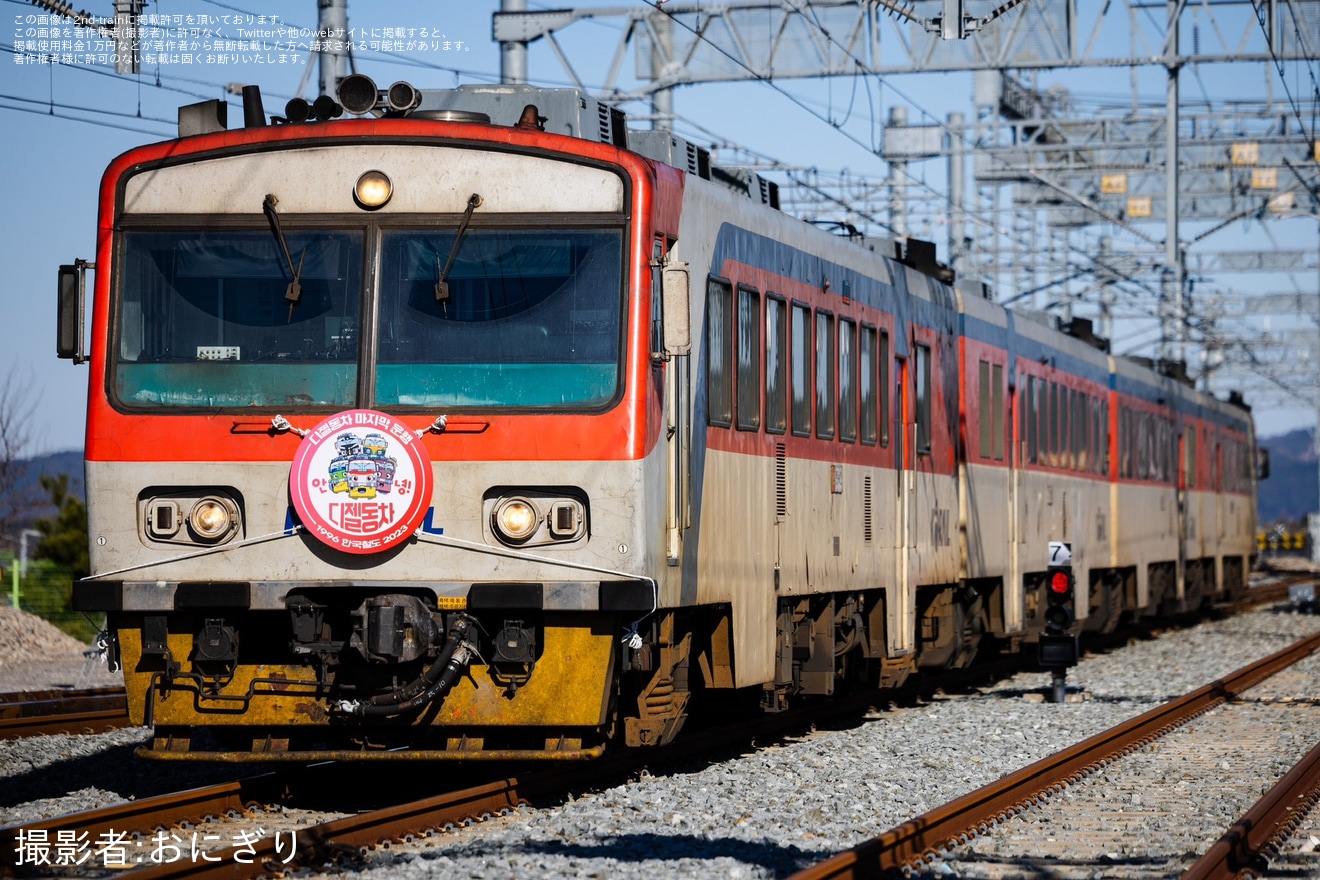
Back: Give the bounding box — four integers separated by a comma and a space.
0, 653, 1043, 876
1, 771, 293, 871
1183, 738, 1320, 880
0, 687, 128, 740
1225, 569, 1316, 610
8, 627, 1312, 878
1, 576, 1312, 876
787, 630, 1320, 879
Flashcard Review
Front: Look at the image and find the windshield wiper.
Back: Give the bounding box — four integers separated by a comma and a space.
435, 193, 482, 302
263, 193, 306, 322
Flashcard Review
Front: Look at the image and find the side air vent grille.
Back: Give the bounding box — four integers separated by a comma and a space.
596, 102, 628, 148
686, 143, 711, 179
775, 443, 787, 519
864, 476, 873, 543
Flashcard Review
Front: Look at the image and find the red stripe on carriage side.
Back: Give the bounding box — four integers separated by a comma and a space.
701, 260, 959, 478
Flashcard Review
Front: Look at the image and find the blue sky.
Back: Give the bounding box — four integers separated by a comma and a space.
4, 0, 1316, 454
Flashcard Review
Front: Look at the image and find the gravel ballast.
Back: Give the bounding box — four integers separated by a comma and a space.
0, 606, 122, 691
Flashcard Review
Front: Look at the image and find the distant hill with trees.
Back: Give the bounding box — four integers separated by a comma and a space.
1257, 429, 1316, 527
1, 449, 90, 640
5, 450, 83, 531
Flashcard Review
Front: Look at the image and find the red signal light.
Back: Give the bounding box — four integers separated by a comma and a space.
1050, 571, 1071, 594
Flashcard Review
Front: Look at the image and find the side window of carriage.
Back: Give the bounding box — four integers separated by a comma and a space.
859, 324, 877, 445
790, 302, 812, 437
815, 310, 835, 440
838, 319, 858, 443
977, 359, 1005, 462
706, 277, 733, 427
914, 342, 932, 454
765, 295, 787, 434
1024, 375, 1037, 465
736, 285, 761, 431
879, 330, 890, 448
978, 360, 991, 459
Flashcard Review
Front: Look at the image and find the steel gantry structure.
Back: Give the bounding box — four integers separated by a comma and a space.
491, 0, 1320, 415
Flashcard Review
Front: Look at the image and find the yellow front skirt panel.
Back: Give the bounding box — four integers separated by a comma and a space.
119, 614, 616, 732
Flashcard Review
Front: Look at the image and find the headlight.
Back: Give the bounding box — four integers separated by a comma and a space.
354, 170, 392, 209
189, 497, 236, 541
493, 497, 540, 543
140, 490, 243, 548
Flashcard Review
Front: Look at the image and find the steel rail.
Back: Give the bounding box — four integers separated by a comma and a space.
0, 688, 129, 740
0, 686, 124, 705
788, 631, 1320, 880
1225, 572, 1317, 610
0, 772, 294, 870
0, 708, 131, 739
1181, 739, 1320, 880
115, 774, 552, 879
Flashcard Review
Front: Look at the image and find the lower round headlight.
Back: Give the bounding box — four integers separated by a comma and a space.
190, 497, 234, 541
493, 497, 540, 543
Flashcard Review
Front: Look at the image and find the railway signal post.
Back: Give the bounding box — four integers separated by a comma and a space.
1040, 543, 1080, 703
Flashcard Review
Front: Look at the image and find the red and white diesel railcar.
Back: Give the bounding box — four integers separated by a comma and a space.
61, 77, 1260, 761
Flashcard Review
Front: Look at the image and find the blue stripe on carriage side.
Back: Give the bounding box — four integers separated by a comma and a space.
707, 223, 966, 356
1112, 371, 1250, 431
959, 310, 1110, 388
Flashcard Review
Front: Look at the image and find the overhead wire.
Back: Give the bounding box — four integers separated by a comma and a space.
0, 96, 172, 135
632, 0, 1180, 319
8, 0, 1301, 377
1253, 0, 1319, 144
0, 89, 174, 124
631, 0, 1320, 374
194, 0, 501, 86
778, 5, 1315, 362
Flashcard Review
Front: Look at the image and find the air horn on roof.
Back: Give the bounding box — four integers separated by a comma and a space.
337, 74, 422, 116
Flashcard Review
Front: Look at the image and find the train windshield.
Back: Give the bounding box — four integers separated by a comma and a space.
115, 229, 362, 408
111, 225, 625, 412
375, 227, 624, 409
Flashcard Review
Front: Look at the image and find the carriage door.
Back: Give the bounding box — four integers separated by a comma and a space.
890, 354, 915, 656
659, 240, 688, 566
1176, 426, 1189, 601
1006, 380, 1024, 632
1017, 377, 1033, 559
1215, 438, 1225, 544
